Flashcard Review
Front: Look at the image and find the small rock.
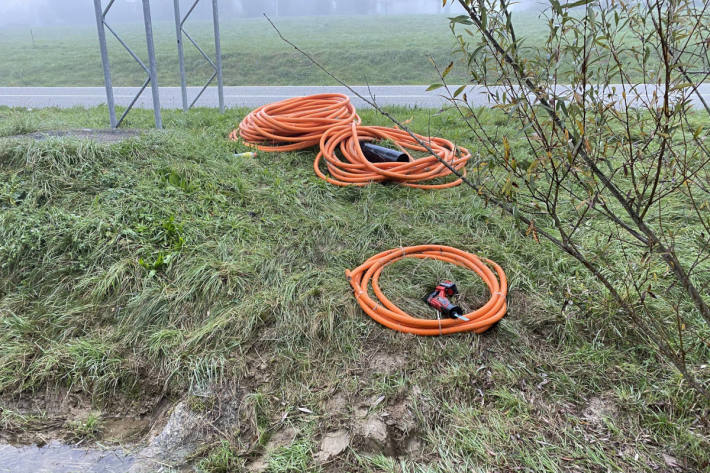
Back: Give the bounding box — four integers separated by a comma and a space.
315, 430, 351, 462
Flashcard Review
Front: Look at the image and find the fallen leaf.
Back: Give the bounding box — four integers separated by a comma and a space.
297, 407, 314, 414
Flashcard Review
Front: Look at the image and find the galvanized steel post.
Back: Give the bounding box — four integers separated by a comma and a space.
93, 0, 117, 128
95, 0, 224, 126
173, 0, 224, 112
92, 0, 162, 129
174, 0, 189, 111
212, 0, 225, 113
142, 0, 162, 128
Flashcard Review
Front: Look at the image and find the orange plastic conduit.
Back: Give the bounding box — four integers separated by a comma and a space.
230, 93, 360, 152
230, 94, 471, 189
316, 122, 471, 189
346, 245, 507, 335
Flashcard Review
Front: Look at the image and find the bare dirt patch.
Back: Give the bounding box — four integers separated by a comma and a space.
0, 388, 163, 446
368, 352, 407, 375
323, 391, 349, 417
582, 396, 618, 426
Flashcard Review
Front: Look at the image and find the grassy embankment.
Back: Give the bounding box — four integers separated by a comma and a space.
0, 104, 708, 472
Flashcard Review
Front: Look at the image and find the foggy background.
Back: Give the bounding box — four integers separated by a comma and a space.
0, 0, 541, 27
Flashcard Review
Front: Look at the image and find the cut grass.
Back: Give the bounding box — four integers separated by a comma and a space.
0, 104, 708, 472
1, 12, 705, 88
0, 15, 474, 87
0, 12, 599, 88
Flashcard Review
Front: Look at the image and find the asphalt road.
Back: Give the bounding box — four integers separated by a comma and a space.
1, 85, 708, 110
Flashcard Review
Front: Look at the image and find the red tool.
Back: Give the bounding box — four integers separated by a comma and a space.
425, 281, 468, 321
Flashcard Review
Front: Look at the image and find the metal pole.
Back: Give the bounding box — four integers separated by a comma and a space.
142, 0, 163, 129
174, 0, 189, 112
212, 0, 224, 113
93, 0, 117, 128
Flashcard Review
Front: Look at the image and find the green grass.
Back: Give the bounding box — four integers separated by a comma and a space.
0, 14, 549, 87
67, 412, 103, 442
2, 12, 706, 88
0, 104, 708, 472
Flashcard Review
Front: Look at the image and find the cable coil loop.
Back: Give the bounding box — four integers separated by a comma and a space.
315, 122, 470, 189
346, 245, 507, 335
230, 93, 360, 152
230, 94, 470, 188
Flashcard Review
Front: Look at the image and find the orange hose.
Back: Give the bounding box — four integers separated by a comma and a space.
230, 93, 360, 152
346, 245, 507, 335
316, 122, 470, 189
230, 94, 470, 188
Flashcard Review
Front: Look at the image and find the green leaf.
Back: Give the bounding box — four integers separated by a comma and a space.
454, 85, 467, 98
426, 84, 444, 91
449, 15, 472, 25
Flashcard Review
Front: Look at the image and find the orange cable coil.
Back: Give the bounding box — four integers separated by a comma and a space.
346, 245, 507, 335
316, 122, 470, 189
230, 93, 360, 152
230, 94, 470, 188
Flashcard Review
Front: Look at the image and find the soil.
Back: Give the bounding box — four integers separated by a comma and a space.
582, 396, 618, 426
315, 430, 350, 463
0, 387, 164, 446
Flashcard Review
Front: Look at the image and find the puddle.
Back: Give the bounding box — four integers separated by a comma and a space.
0, 441, 135, 473
0, 397, 237, 472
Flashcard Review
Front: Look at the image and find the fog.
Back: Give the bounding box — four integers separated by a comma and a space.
0, 0, 542, 27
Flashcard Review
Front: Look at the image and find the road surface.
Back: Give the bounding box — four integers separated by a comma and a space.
1, 85, 708, 110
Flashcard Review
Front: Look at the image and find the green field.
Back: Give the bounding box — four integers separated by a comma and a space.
0, 14, 550, 87
1, 104, 708, 471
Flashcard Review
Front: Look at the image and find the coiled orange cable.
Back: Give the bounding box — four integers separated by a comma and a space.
346, 245, 507, 335
230, 94, 470, 188
230, 93, 360, 152
316, 122, 470, 189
